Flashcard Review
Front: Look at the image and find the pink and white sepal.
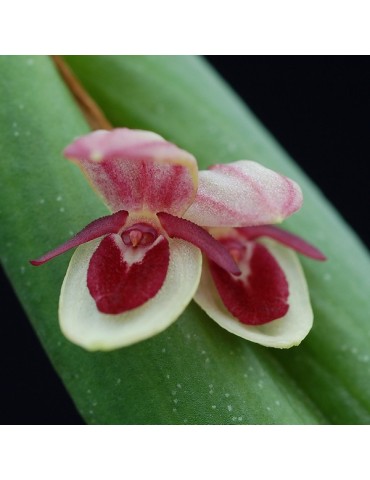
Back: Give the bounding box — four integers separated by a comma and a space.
30, 127, 312, 351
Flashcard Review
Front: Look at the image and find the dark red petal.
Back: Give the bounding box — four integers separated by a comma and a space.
209, 242, 289, 325
238, 225, 326, 261
87, 233, 170, 314
157, 211, 240, 275
30, 210, 128, 266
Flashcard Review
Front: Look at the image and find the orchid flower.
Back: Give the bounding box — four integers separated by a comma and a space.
31, 128, 321, 351
195, 225, 325, 348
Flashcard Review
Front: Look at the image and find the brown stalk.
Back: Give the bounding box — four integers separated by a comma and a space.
51, 56, 112, 131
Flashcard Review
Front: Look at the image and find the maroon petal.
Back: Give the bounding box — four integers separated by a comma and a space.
30, 210, 128, 266
238, 225, 326, 261
209, 242, 289, 325
157, 212, 240, 275
87, 233, 170, 314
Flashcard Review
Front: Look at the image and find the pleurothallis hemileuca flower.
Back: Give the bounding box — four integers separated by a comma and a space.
31, 128, 325, 351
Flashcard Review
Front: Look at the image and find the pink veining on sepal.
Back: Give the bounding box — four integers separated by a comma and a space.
238, 225, 326, 260
64, 129, 198, 216
30, 210, 128, 266
87, 233, 170, 315
157, 212, 241, 276
183, 160, 303, 227
209, 241, 289, 325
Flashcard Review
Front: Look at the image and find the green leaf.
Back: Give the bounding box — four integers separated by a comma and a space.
63, 55, 370, 424
0, 55, 368, 424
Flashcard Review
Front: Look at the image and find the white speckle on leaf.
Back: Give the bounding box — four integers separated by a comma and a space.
39, 198, 45, 204
14, 131, 19, 137
275, 400, 281, 406
56, 195, 63, 202
232, 416, 237, 421
173, 398, 178, 404
116, 378, 122, 385
172, 408, 177, 412
166, 374, 170, 379
59, 207, 65, 213
238, 416, 243, 421
162, 348, 166, 353
227, 405, 232, 412
266, 406, 271, 412
26, 58, 34, 66
225, 393, 230, 398
177, 384, 182, 389
211, 405, 216, 409
209, 384, 213, 389
171, 390, 177, 396
201, 350, 206, 355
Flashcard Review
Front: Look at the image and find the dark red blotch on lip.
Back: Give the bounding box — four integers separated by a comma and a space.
209, 242, 289, 325
87, 233, 170, 314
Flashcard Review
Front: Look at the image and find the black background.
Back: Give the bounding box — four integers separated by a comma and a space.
1, 57, 369, 424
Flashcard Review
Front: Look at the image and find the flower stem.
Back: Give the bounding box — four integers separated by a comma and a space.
51, 56, 112, 130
